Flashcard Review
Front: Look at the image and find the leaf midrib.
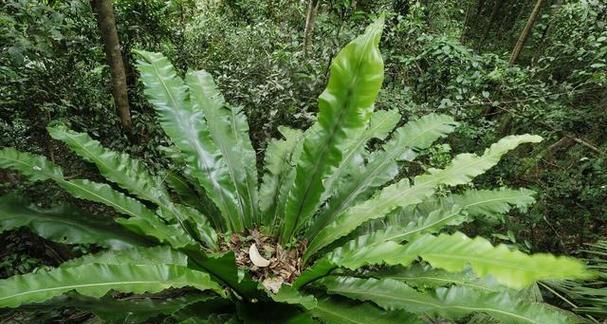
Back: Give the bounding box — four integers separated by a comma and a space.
0, 280, 174, 301
327, 286, 536, 323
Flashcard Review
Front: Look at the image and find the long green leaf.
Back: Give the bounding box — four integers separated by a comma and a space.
0, 263, 225, 308
58, 179, 156, 220
61, 246, 188, 268
397, 232, 592, 289
47, 125, 169, 204
0, 149, 192, 248
272, 126, 310, 235
318, 276, 573, 323
292, 257, 335, 289
0, 148, 63, 181
135, 50, 243, 232
397, 187, 536, 225
330, 231, 590, 288
305, 135, 543, 260
259, 126, 304, 226
382, 188, 537, 241
306, 113, 458, 239
327, 188, 538, 270
310, 297, 422, 324
0, 195, 148, 249
186, 70, 258, 227
61, 182, 195, 249
319, 109, 401, 202
40, 293, 216, 324
280, 18, 385, 243
371, 264, 505, 292
57, 179, 195, 249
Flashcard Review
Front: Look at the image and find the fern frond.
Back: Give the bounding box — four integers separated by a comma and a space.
135, 50, 244, 232
259, 126, 304, 226
0, 149, 193, 248
40, 293, 217, 324
319, 109, 401, 203
306, 113, 458, 239
318, 276, 574, 323
330, 231, 590, 288
310, 297, 422, 324
60, 246, 188, 267
398, 232, 591, 288
186, 70, 259, 227
47, 125, 169, 204
370, 264, 504, 292
0, 263, 224, 308
381, 188, 537, 240
0, 148, 63, 181
280, 19, 385, 243
305, 135, 542, 260
0, 195, 148, 249
269, 285, 317, 310
58, 180, 195, 248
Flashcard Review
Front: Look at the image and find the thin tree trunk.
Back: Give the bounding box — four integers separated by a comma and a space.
303, 0, 320, 55
477, 0, 504, 51
91, 0, 132, 129
460, 0, 474, 42
509, 0, 547, 65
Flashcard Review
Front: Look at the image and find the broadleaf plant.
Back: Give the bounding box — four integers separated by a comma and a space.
0, 19, 594, 323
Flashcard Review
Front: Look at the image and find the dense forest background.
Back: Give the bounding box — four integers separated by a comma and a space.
0, 0, 606, 320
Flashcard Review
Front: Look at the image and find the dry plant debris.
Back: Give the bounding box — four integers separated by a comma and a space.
219, 229, 306, 292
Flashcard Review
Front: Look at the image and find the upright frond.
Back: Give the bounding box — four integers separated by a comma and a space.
306, 113, 458, 239
280, 19, 385, 243
186, 70, 259, 227
135, 50, 243, 231
259, 126, 304, 226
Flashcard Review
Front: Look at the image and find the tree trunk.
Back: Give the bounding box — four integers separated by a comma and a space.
477, 0, 504, 51
460, 0, 473, 42
303, 0, 320, 55
509, 0, 547, 65
91, 0, 132, 129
